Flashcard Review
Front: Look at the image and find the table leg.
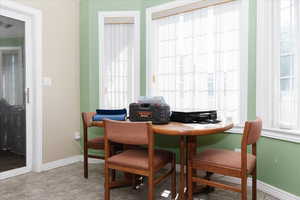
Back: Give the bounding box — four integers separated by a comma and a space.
179, 136, 186, 200
171, 135, 215, 199
187, 137, 215, 195
187, 136, 197, 189
179, 136, 199, 200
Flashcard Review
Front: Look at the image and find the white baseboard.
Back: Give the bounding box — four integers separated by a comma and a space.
205, 172, 300, 200
0, 167, 31, 180
41, 155, 82, 171
41, 155, 104, 172
258, 181, 300, 200
78, 156, 104, 164
87, 158, 104, 164
220, 175, 300, 200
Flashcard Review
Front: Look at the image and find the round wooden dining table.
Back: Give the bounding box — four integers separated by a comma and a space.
92, 121, 233, 200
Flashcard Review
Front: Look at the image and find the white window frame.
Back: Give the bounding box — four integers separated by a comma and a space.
146, 0, 249, 126
256, 0, 300, 143
98, 11, 140, 108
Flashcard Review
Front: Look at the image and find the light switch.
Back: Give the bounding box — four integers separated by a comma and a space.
43, 77, 52, 87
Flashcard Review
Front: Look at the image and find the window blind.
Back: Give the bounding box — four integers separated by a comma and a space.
150, 0, 245, 123
257, 0, 300, 130
102, 23, 134, 109
104, 17, 135, 24
152, 0, 236, 20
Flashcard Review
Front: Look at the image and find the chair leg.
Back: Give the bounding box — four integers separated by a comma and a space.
111, 170, 116, 182
171, 155, 176, 199
104, 165, 110, 200
110, 146, 116, 182
241, 176, 247, 200
252, 167, 257, 200
148, 176, 154, 200
188, 164, 193, 200
84, 150, 88, 179
132, 174, 139, 189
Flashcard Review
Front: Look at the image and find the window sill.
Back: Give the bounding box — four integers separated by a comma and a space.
226, 126, 300, 144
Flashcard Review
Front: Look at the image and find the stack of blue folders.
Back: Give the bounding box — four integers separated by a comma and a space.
92, 109, 127, 121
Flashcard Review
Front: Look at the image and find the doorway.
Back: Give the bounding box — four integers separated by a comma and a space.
0, 0, 43, 179
0, 15, 26, 173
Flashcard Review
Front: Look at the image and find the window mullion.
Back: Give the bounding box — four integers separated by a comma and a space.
174, 19, 178, 109
294, 0, 300, 129
192, 13, 196, 110
178, 15, 184, 109
272, 0, 282, 128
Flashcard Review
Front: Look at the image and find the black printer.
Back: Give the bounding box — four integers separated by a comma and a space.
170, 110, 220, 124
129, 103, 170, 124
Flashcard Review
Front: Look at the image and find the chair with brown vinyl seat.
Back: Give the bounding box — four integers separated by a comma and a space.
103, 119, 176, 200
82, 112, 105, 178
188, 118, 262, 200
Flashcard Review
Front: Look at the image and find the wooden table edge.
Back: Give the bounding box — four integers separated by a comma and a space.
91, 121, 234, 136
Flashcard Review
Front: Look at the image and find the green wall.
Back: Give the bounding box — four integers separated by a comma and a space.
80, 0, 300, 196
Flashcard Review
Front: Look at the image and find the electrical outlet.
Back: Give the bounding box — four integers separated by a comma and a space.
74, 132, 81, 141
234, 148, 241, 152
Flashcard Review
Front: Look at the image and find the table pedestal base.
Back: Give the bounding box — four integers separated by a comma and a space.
177, 136, 215, 200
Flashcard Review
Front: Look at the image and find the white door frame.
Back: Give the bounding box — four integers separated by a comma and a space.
0, 0, 43, 179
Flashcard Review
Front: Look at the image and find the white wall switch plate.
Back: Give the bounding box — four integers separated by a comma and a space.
43, 77, 52, 87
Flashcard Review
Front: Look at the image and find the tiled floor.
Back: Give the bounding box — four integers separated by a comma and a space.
0, 163, 279, 200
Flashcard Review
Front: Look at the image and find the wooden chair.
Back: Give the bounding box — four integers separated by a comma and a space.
188, 118, 262, 200
82, 112, 105, 178
104, 119, 176, 200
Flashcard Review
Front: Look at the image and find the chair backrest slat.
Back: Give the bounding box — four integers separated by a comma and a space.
104, 120, 150, 145
242, 117, 262, 146
82, 112, 96, 128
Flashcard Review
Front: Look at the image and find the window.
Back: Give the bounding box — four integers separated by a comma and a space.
279, 0, 298, 128
98, 12, 140, 109
147, 0, 248, 124
257, 0, 300, 131
0, 47, 23, 106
